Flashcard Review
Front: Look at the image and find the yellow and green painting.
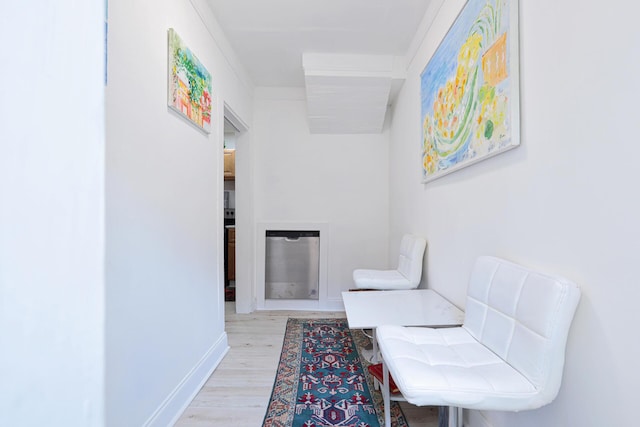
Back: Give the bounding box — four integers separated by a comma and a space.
168, 28, 212, 133
421, 0, 519, 182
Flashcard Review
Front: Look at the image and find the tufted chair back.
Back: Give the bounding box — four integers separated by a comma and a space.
396, 234, 427, 287
463, 256, 581, 404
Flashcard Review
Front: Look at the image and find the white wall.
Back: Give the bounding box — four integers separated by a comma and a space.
252, 88, 390, 308
0, 1, 105, 426
105, 0, 252, 424
390, 0, 640, 425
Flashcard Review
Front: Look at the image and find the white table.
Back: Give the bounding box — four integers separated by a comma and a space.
343, 289, 464, 426
342, 289, 464, 363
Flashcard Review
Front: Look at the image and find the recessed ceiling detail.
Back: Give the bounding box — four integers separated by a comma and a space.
205, 0, 432, 87
204, 0, 432, 133
303, 54, 401, 134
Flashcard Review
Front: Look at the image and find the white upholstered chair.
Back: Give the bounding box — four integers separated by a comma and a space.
376, 256, 581, 427
353, 234, 427, 290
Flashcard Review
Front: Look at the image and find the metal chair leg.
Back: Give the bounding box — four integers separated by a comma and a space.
382, 362, 391, 427
438, 406, 448, 427
448, 406, 462, 427
382, 362, 459, 427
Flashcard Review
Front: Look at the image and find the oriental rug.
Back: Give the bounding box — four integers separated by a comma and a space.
262, 318, 408, 427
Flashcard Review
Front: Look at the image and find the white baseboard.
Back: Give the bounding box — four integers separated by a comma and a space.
467, 410, 494, 427
259, 297, 345, 312
143, 333, 230, 427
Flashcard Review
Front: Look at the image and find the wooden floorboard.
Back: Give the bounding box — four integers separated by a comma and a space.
174, 302, 438, 426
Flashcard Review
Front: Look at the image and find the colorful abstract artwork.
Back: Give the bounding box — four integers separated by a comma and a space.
168, 28, 212, 133
421, 0, 519, 182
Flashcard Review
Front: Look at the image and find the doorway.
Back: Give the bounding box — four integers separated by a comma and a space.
223, 103, 252, 314
223, 118, 239, 303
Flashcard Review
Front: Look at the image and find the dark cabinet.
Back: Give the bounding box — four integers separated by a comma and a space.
227, 227, 235, 282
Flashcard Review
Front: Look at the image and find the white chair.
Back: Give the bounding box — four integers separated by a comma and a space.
376, 256, 581, 427
353, 234, 427, 290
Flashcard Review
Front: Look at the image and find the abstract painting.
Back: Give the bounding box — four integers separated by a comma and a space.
168, 28, 212, 133
421, 0, 519, 182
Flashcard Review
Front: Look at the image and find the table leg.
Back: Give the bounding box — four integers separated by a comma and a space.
372, 327, 378, 364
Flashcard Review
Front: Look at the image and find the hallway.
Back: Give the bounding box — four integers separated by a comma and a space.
175, 303, 438, 426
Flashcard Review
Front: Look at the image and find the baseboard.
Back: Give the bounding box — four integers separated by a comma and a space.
260, 297, 345, 312
467, 410, 494, 427
143, 333, 230, 427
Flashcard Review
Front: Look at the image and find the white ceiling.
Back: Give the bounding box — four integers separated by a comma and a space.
205, 0, 433, 87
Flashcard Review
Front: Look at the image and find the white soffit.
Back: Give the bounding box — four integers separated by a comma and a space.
303, 54, 403, 134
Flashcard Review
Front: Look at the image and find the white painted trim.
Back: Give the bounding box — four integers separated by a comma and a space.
223, 103, 249, 133
260, 298, 344, 312
256, 221, 330, 311
143, 334, 230, 427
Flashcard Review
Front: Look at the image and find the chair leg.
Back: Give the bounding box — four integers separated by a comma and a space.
382, 362, 391, 427
448, 406, 462, 427
438, 407, 448, 427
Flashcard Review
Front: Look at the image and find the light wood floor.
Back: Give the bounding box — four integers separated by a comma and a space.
175, 302, 438, 426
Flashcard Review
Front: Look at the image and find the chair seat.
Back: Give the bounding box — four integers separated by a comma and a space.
376, 257, 581, 427
377, 325, 541, 411
353, 269, 417, 290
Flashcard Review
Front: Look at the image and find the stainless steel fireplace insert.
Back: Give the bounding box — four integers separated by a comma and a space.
265, 230, 320, 300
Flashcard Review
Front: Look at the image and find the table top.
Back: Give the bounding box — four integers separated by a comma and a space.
341, 289, 464, 329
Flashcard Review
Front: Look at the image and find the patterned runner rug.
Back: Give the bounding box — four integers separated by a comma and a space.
262, 318, 408, 427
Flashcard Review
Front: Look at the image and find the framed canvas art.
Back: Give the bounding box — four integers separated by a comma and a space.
168, 28, 212, 133
421, 0, 519, 182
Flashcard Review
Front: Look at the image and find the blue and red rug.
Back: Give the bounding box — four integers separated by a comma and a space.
262, 318, 408, 427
